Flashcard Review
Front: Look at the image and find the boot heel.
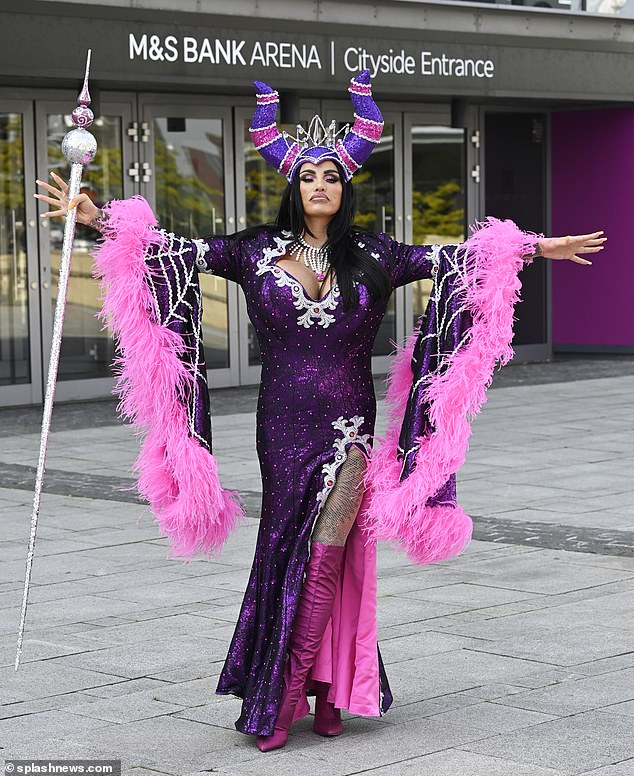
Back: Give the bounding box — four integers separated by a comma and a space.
313, 680, 343, 736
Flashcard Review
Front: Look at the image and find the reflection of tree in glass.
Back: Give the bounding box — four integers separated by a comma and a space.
47, 117, 124, 247
351, 169, 380, 231
245, 157, 287, 227
155, 135, 224, 238
0, 114, 23, 209
413, 181, 464, 244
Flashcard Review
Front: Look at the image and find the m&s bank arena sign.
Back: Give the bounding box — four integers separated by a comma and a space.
128, 33, 496, 81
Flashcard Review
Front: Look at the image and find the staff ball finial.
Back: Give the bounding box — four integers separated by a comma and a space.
63, 50, 97, 164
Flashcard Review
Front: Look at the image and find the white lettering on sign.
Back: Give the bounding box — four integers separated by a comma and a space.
129, 33, 321, 70
129, 33, 147, 60
164, 36, 178, 62
343, 47, 416, 78
250, 41, 321, 69
127, 34, 496, 80
420, 51, 495, 79
182, 37, 247, 65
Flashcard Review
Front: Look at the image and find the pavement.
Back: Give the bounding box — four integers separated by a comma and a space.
1, 355, 633, 776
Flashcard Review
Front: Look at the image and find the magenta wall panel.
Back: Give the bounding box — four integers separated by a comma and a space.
551, 109, 634, 349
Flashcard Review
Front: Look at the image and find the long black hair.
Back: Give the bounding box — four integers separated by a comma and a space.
233, 161, 391, 310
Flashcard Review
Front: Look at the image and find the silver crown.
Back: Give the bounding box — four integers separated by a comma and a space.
282, 115, 350, 149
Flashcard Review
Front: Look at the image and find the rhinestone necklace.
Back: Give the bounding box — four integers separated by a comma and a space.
288, 235, 330, 281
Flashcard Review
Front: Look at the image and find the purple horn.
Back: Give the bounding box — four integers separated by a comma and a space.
249, 81, 301, 179
336, 70, 384, 179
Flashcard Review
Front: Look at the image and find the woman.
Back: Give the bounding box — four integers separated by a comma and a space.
36, 70, 604, 753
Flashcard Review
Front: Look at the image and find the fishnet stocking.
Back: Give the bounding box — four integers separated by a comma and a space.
311, 445, 367, 546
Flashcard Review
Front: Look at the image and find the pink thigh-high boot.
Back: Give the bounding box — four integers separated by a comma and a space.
256, 541, 345, 752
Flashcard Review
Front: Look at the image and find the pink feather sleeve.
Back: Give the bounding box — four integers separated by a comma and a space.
362, 217, 539, 565
92, 196, 244, 560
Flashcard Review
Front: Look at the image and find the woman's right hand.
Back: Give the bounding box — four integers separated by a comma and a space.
35, 172, 99, 227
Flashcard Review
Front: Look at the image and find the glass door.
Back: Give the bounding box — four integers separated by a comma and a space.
0, 100, 41, 406
403, 112, 467, 330
35, 93, 136, 402
139, 96, 239, 388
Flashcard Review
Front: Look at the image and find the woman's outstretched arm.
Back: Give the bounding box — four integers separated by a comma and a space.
378, 229, 605, 290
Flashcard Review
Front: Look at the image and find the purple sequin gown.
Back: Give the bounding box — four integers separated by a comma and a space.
146, 225, 447, 736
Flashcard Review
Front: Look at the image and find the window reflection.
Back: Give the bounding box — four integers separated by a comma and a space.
410, 126, 465, 327
153, 117, 229, 371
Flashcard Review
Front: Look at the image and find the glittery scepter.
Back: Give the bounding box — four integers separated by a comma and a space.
15, 50, 97, 670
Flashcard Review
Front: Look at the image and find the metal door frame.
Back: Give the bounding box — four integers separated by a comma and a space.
0, 96, 41, 407
138, 94, 240, 389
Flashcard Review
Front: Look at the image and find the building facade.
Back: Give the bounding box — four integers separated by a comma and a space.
1, 0, 633, 406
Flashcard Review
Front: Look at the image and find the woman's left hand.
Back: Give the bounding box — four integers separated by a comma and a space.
536, 231, 606, 265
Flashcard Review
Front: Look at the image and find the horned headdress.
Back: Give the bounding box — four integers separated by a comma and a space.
249, 69, 384, 182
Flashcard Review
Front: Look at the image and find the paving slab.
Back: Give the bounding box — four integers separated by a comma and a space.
0, 662, 127, 704
340, 749, 563, 776
494, 667, 634, 716
54, 635, 229, 679
68, 693, 185, 723
386, 648, 545, 705
461, 710, 634, 775
447, 550, 633, 595
0, 633, 115, 668
421, 698, 558, 732
0, 708, 111, 747
379, 630, 487, 665
432, 588, 634, 643
68, 612, 232, 646
0, 690, 101, 721
511, 667, 588, 689
401, 581, 542, 607
468, 623, 634, 666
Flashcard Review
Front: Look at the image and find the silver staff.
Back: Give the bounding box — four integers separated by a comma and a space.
15, 50, 97, 670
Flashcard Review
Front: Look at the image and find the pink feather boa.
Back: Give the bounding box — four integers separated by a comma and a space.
363, 217, 539, 565
92, 196, 244, 559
